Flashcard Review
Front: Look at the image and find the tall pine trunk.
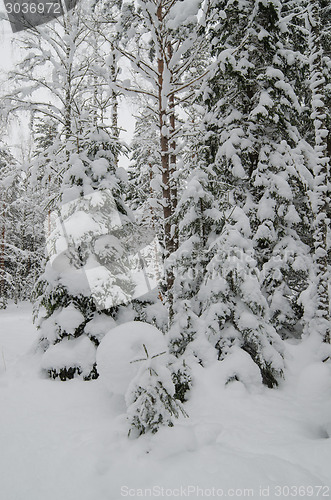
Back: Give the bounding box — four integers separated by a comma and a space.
157, 3, 178, 323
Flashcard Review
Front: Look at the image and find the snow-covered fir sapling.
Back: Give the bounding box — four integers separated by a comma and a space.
126, 344, 188, 438
33, 136, 139, 380
168, 166, 222, 401
199, 206, 285, 388
124, 111, 167, 327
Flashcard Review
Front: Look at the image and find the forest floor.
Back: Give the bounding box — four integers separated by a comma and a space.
0, 303, 331, 500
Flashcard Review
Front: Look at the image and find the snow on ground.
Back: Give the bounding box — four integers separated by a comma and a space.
0, 303, 330, 500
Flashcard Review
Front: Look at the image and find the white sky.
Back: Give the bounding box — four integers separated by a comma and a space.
0, 0, 18, 70
0, 5, 31, 159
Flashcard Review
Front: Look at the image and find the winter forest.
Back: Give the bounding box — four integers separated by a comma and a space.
0, 0, 330, 498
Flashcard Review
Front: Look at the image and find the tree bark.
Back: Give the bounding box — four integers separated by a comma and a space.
167, 40, 178, 251
157, 2, 176, 321
110, 42, 119, 167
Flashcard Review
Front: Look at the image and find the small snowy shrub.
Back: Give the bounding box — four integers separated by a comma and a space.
125, 345, 188, 438
216, 346, 263, 390
170, 359, 192, 403
41, 335, 97, 381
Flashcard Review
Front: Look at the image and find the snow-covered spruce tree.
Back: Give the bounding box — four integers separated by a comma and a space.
200, 0, 313, 352
126, 345, 187, 437
33, 133, 138, 380
252, 141, 313, 338
168, 159, 222, 400
22, 6, 138, 379
199, 205, 284, 387
299, 0, 330, 344
156, 91, 221, 400
127, 109, 162, 234
124, 108, 168, 328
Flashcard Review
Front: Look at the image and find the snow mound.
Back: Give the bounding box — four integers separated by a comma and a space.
85, 314, 117, 344
212, 347, 263, 390
151, 424, 198, 458
147, 421, 224, 459
54, 305, 85, 334
193, 421, 224, 448
296, 362, 331, 432
96, 321, 167, 395
296, 362, 331, 401
41, 335, 96, 378
168, 0, 200, 28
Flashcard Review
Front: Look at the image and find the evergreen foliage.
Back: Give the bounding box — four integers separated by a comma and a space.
0, 0, 329, 435
193, 0, 320, 384
0, 144, 44, 307
33, 139, 136, 379
126, 344, 187, 437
